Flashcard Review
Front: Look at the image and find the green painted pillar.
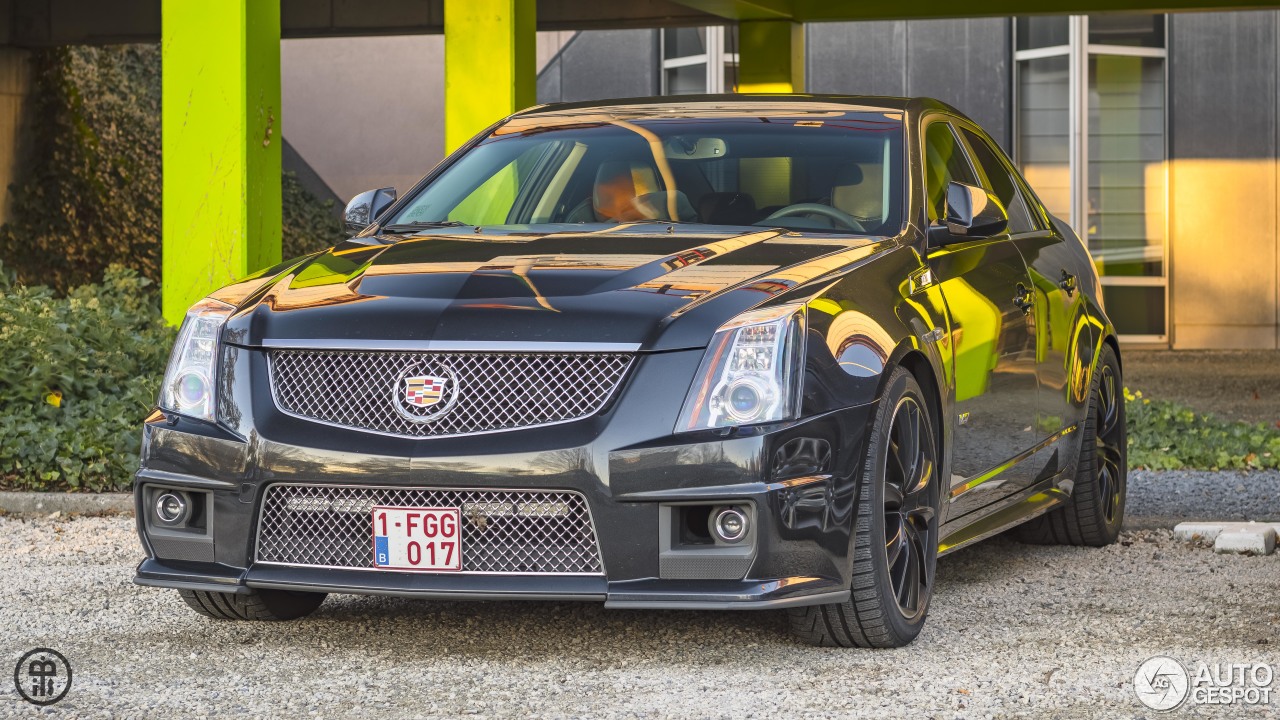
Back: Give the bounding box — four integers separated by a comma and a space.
738, 20, 805, 94
161, 0, 282, 325
444, 0, 536, 153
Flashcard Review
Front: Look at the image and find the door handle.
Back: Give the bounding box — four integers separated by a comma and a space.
1059, 270, 1077, 297
1013, 283, 1034, 314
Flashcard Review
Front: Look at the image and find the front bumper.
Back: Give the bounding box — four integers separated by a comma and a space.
134, 346, 875, 610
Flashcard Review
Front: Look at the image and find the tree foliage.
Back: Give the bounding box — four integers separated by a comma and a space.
0, 44, 343, 291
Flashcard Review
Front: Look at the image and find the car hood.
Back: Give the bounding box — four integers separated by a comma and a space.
221, 223, 893, 352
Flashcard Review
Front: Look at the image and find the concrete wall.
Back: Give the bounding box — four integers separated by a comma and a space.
281, 31, 578, 204
537, 30, 659, 104
0, 47, 30, 225
281, 35, 445, 203
1168, 10, 1280, 349
807, 18, 1012, 151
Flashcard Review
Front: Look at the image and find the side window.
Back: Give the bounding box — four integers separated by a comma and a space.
446, 143, 554, 226
923, 121, 978, 224
959, 128, 1036, 234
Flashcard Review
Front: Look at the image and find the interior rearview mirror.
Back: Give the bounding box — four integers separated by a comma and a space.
344, 187, 397, 234
662, 136, 727, 160
931, 182, 1008, 244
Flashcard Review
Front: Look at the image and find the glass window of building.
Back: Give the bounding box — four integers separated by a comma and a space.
660, 26, 739, 94
1014, 15, 1168, 343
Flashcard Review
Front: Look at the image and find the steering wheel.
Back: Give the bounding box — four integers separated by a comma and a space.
763, 203, 868, 233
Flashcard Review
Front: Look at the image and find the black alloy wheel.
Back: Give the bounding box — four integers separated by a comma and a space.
1015, 343, 1126, 546
1094, 362, 1124, 526
789, 367, 940, 648
883, 395, 937, 620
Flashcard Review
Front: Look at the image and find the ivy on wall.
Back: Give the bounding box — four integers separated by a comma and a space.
0, 44, 344, 292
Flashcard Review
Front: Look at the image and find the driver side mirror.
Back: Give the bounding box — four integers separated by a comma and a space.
343, 187, 397, 234
930, 182, 1008, 244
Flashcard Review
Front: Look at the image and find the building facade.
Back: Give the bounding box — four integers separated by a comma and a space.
282, 11, 1280, 350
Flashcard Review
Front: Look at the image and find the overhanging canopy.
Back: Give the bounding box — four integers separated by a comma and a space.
2, 0, 1274, 46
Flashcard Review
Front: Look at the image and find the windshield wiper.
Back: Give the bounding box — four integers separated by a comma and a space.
380, 220, 470, 233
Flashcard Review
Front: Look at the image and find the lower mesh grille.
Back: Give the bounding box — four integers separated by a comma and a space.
255, 484, 603, 575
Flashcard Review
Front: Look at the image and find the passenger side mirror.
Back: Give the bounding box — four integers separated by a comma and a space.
930, 182, 1008, 244
344, 187, 397, 234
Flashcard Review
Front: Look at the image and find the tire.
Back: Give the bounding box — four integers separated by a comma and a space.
178, 588, 327, 621
1015, 343, 1126, 546
788, 368, 941, 648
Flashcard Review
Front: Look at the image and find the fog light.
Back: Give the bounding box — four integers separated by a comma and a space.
711, 506, 748, 543
154, 492, 190, 526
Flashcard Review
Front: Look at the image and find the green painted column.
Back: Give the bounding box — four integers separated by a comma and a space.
161, 0, 282, 325
444, 0, 536, 153
738, 20, 805, 93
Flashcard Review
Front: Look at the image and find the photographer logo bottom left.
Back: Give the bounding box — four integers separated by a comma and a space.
14, 648, 72, 706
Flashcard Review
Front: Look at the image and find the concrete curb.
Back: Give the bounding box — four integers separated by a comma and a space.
0, 492, 133, 516
1174, 521, 1280, 555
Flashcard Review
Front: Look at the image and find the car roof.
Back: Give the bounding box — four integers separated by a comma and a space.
514, 94, 962, 122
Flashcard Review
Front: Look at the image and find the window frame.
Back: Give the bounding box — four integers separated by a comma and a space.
659, 26, 739, 95
919, 114, 982, 235
953, 123, 1042, 236
1012, 14, 1170, 345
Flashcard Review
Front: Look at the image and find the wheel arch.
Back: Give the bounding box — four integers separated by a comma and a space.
896, 350, 943, 446
888, 348, 949, 505
1102, 333, 1122, 377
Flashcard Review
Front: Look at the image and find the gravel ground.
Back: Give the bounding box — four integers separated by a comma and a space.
1125, 350, 1280, 425
1, 471, 1278, 719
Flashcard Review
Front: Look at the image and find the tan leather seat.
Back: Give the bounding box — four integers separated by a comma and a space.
593, 161, 660, 221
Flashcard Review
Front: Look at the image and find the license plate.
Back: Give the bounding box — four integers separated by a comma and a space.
371, 506, 461, 571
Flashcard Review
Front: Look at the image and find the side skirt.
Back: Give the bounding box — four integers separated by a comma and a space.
937, 476, 1069, 557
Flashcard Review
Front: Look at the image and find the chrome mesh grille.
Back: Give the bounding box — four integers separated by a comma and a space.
268, 350, 632, 438
256, 484, 603, 575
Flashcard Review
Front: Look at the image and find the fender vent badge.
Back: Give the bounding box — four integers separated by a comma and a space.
909, 267, 934, 294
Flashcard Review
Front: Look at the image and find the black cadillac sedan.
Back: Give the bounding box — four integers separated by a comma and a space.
136, 95, 1125, 648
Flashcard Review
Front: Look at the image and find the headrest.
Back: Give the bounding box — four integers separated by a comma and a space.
831, 163, 883, 224
593, 161, 660, 221
697, 192, 757, 226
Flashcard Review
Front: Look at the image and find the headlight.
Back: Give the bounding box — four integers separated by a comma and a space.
676, 302, 806, 432
159, 298, 234, 422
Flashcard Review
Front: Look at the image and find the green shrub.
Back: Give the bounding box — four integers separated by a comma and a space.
0, 44, 344, 292
0, 262, 172, 491
1125, 388, 1280, 471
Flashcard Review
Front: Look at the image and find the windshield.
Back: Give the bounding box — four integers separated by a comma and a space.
387, 110, 905, 235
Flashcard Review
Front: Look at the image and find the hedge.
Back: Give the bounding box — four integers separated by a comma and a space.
0, 263, 172, 491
